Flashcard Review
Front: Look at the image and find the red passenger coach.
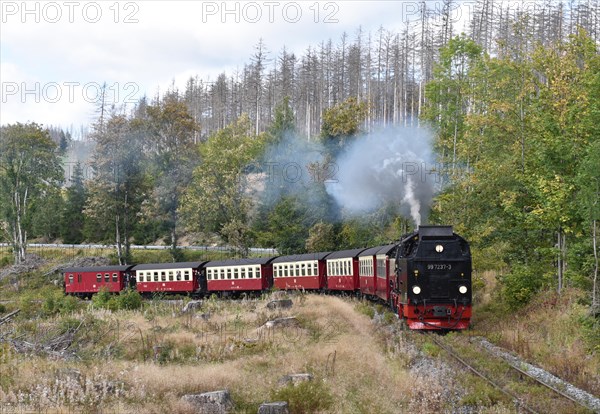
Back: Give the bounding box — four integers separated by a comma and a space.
272, 252, 331, 290
326, 248, 368, 291
133, 262, 206, 295
205, 258, 275, 293
64, 265, 133, 296
374, 244, 398, 303
358, 246, 383, 296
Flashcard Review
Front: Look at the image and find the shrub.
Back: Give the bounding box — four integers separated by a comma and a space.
92, 288, 142, 311
92, 287, 113, 309
270, 379, 333, 414
116, 289, 142, 310
499, 264, 545, 309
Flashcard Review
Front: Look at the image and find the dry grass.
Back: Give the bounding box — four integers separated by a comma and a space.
473, 271, 600, 397
0, 293, 469, 413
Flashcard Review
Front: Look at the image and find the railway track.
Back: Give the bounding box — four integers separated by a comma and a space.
425, 333, 598, 413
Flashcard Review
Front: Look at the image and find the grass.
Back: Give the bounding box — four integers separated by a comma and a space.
1, 285, 448, 413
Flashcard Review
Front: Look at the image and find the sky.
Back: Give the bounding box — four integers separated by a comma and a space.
0, 0, 479, 132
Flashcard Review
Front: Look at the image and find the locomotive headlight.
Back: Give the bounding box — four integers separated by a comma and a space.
435, 244, 444, 253
459, 285, 468, 294
412, 285, 421, 295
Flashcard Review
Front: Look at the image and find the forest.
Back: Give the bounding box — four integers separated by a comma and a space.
0, 0, 599, 314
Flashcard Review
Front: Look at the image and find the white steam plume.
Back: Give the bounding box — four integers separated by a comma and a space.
325, 126, 437, 225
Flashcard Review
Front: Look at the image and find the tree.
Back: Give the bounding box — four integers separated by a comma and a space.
256, 196, 310, 255
85, 114, 147, 264
0, 123, 63, 264
578, 141, 600, 313
61, 162, 87, 244
145, 92, 200, 259
320, 97, 368, 153
306, 222, 336, 252
181, 115, 266, 248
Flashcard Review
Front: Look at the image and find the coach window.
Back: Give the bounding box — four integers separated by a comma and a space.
226, 268, 231, 279
242, 268, 247, 279
255, 266, 260, 278
113, 273, 118, 282
78, 274, 82, 283
104, 273, 109, 282
68, 274, 74, 284
233, 268, 239, 279
176, 271, 181, 281
185, 270, 191, 281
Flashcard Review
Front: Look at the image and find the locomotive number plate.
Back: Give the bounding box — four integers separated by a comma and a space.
427, 264, 452, 271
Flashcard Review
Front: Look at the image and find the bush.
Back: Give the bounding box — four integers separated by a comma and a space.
270, 379, 333, 414
0, 304, 6, 314
92, 288, 142, 311
116, 289, 142, 310
499, 264, 545, 309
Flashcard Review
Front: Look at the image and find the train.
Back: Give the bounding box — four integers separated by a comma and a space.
63, 225, 472, 330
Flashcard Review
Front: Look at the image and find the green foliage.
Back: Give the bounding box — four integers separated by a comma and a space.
92, 288, 114, 310
339, 219, 376, 249
255, 196, 309, 254
499, 265, 546, 310
116, 289, 143, 310
143, 93, 200, 259
0, 304, 6, 314
0, 123, 63, 263
31, 191, 65, 241
421, 341, 440, 357
92, 288, 142, 311
267, 96, 296, 143
61, 162, 87, 244
270, 380, 334, 414
305, 221, 336, 252
320, 97, 367, 152
355, 302, 375, 319
85, 114, 148, 264
426, 30, 600, 310
42, 289, 79, 315
181, 115, 267, 246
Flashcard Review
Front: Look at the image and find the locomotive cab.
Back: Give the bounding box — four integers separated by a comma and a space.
394, 225, 472, 330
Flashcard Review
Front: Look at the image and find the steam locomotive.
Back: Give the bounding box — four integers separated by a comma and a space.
64, 225, 472, 330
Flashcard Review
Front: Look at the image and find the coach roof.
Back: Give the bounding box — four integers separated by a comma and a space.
63, 265, 134, 273
272, 252, 331, 263
132, 262, 206, 271
206, 257, 276, 267
376, 244, 398, 255
326, 248, 369, 259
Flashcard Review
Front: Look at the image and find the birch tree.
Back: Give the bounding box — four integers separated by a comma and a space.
0, 123, 63, 264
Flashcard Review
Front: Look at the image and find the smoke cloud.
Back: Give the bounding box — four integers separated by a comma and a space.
325, 126, 438, 225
